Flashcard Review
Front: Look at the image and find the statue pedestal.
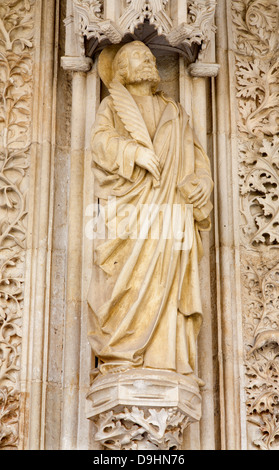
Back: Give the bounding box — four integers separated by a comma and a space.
86, 369, 202, 450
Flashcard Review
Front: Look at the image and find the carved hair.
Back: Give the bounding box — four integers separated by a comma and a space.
112, 45, 130, 85
112, 41, 160, 92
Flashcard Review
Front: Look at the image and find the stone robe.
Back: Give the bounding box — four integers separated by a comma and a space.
88, 85, 213, 377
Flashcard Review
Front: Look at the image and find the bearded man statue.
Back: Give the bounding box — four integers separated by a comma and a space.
87, 41, 213, 384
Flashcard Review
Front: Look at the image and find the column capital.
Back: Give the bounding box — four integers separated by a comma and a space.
188, 62, 220, 77
61, 56, 93, 72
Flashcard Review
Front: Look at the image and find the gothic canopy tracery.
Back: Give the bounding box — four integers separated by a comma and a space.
70, 0, 217, 62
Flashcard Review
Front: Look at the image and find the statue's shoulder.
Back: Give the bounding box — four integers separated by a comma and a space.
155, 91, 186, 119
99, 94, 113, 109
95, 95, 116, 119
156, 91, 174, 103
156, 91, 181, 109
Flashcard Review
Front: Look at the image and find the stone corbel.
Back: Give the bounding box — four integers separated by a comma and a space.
86, 369, 202, 450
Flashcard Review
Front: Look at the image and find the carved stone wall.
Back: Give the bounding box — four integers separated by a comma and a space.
232, 0, 279, 450
0, 0, 34, 449
0, 0, 73, 451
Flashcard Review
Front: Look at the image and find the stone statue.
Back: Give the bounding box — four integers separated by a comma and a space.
87, 41, 213, 383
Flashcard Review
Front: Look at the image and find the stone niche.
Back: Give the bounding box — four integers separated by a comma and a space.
60, 0, 220, 451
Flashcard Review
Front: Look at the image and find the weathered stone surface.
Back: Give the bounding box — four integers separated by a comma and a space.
86, 369, 202, 450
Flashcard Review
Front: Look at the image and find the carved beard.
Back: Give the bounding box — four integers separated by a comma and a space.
126, 64, 160, 88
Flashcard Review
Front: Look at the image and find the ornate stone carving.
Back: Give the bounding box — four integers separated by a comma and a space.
236, 58, 279, 139
168, 0, 216, 56
0, 0, 34, 52
246, 342, 279, 450
73, 0, 121, 55
232, 0, 279, 449
232, 0, 278, 59
242, 256, 279, 349
94, 406, 190, 450
241, 255, 279, 450
239, 136, 279, 246
120, 0, 172, 36
0, 0, 34, 450
86, 369, 202, 450
0, 386, 20, 448
75, 0, 103, 18
71, 0, 217, 59
233, 0, 279, 247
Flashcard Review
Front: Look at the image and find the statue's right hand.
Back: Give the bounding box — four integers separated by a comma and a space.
135, 147, 160, 181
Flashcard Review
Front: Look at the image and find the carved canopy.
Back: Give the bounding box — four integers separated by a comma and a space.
70, 0, 217, 62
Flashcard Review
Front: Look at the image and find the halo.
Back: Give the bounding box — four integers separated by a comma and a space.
98, 44, 122, 89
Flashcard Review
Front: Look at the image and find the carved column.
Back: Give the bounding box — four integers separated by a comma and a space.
61, 1, 98, 450
214, 1, 244, 449
0, 0, 68, 450
19, 0, 68, 450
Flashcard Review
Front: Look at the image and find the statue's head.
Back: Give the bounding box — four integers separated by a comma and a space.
112, 41, 160, 93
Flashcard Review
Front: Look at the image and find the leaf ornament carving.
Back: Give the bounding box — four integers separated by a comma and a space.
236, 58, 279, 139
232, 0, 279, 247
73, 0, 216, 58
124, 0, 171, 35
239, 136, 279, 246
78, 0, 103, 18
0, 0, 34, 450
0, 386, 20, 448
94, 405, 189, 450
233, 0, 279, 449
241, 256, 279, 449
232, 0, 278, 58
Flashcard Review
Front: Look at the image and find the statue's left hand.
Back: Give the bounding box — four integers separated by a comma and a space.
188, 177, 212, 209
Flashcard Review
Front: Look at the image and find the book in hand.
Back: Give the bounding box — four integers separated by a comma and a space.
177, 173, 213, 222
